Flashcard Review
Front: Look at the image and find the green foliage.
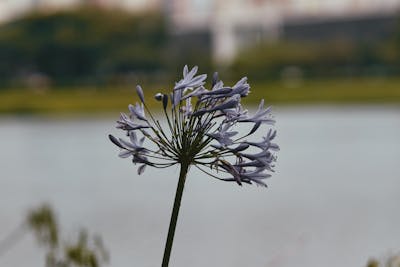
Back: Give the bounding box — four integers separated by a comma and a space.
366, 254, 400, 267
27, 204, 108, 267
27, 204, 58, 247
395, 14, 400, 45
366, 259, 379, 267
231, 40, 400, 81
1, 8, 398, 87
64, 233, 100, 267
232, 13, 400, 81
0, 8, 167, 86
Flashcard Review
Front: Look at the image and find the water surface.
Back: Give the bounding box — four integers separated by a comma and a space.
0, 106, 399, 267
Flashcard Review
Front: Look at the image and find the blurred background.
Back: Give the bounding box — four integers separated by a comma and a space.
0, 0, 400, 267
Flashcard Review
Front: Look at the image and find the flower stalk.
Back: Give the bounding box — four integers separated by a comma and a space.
161, 163, 189, 267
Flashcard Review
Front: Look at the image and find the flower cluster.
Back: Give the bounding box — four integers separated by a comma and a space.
109, 66, 279, 186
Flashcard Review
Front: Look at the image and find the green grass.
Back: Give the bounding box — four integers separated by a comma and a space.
245, 78, 400, 105
1, 78, 399, 115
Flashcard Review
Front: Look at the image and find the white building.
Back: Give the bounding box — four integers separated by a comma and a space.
168, 0, 400, 63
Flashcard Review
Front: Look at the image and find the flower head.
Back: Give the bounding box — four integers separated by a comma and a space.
109, 65, 279, 187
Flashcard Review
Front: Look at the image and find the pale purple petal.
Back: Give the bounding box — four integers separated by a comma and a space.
136, 85, 145, 103
129, 103, 147, 121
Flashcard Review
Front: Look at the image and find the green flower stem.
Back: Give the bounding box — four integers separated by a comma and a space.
162, 163, 189, 267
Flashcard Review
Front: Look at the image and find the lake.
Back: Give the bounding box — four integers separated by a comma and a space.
0, 105, 400, 267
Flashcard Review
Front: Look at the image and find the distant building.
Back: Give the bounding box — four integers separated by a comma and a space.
168, 0, 400, 64
167, 0, 285, 63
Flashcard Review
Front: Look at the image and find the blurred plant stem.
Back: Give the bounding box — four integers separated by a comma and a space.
162, 163, 189, 267
0, 223, 27, 257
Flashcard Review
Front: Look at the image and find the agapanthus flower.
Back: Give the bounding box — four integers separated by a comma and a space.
108, 66, 280, 267
109, 65, 279, 187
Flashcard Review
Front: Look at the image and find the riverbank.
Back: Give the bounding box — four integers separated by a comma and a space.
1, 77, 399, 114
